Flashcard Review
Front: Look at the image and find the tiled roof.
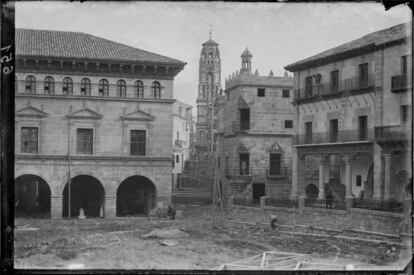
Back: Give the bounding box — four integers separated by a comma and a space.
241, 47, 252, 57
202, 38, 219, 46
285, 22, 411, 71
16, 28, 186, 66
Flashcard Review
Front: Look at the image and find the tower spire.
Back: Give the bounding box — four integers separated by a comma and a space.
209, 24, 212, 40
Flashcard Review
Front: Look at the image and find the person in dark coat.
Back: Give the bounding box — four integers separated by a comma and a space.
326, 189, 333, 209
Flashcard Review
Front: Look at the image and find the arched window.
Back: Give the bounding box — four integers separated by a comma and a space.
62, 77, 73, 95
98, 79, 109, 96
151, 81, 161, 99
117, 79, 126, 97
135, 80, 144, 98
80, 78, 91, 96
25, 75, 36, 94
44, 76, 54, 94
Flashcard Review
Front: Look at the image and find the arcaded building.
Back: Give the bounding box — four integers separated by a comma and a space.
217, 48, 295, 204
285, 22, 412, 211
14, 29, 186, 219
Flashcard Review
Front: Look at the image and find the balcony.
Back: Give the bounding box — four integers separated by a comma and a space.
375, 125, 411, 142
391, 74, 409, 93
295, 129, 374, 145
294, 74, 375, 103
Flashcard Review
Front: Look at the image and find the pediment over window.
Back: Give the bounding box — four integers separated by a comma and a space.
16, 105, 49, 118
236, 143, 249, 153
66, 107, 103, 120
268, 142, 283, 153
237, 96, 249, 109
120, 105, 155, 121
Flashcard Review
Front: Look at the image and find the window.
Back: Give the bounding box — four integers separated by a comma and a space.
130, 130, 146, 156
44, 76, 54, 94
62, 77, 73, 95
176, 155, 179, 163
329, 119, 338, 142
76, 128, 93, 155
401, 105, 410, 124
151, 81, 161, 98
202, 86, 206, 99
21, 127, 38, 154
257, 88, 265, 97
117, 79, 126, 97
269, 153, 281, 175
305, 122, 312, 144
282, 89, 290, 98
239, 154, 249, 175
135, 80, 144, 97
356, 175, 362, 187
218, 157, 220, 169
401, 56, 408, 75
285, 120, 293, 128
172, 155, 175, 168
98, 79, 109, 96
358, 63, 368, 88
305, 76, 313, 97
330, 70, 339, 92
240, 109, 250, 130
358, 115, 368, 140
80, 78, 91, 96
179, 107, 183, 117
25, 75, 36, 94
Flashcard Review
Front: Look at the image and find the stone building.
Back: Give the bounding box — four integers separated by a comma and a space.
172, 101, 193, 189
14, 29, 186, 219
217, 48, 295, 204
284, 22, 412, 210
195, 33, 222, 159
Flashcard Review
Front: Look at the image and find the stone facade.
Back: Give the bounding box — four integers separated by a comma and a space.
217, 48, 294, 203
172, 101, 193, 189
285, 23, 412, 207
14, 29, 185, 219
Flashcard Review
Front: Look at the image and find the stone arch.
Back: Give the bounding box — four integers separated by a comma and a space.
116, 175, 157, 217
62, 175, 105, 218
58, 169, 105, 196
305, 183, 319, 199
15, 174, 51, 218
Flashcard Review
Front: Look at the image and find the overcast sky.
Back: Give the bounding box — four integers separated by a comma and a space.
16, 2, 411, 109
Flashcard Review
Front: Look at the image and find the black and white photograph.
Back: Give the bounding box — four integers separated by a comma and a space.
4, 1, 413, 271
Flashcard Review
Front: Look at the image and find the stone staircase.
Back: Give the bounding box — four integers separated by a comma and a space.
327, 178, 346, 201
172, 186, 212, 205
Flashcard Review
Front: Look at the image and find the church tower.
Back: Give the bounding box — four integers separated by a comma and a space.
195, 28, 221, 156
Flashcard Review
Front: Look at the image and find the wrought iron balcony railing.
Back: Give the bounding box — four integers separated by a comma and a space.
294, 74, 375, 102
295, 129, 374, 145
352, 198, 403, 213
391, 74, 409, 93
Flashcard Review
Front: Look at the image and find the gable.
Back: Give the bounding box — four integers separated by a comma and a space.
120, 109, 156, 121
67, 107, 103, 120
16, 105, 49, 118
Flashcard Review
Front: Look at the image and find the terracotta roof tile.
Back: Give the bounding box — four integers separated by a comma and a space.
285, 22, 411, 71
16, 28, 186, 66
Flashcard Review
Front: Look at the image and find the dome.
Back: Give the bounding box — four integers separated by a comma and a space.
241, 47, 252, 57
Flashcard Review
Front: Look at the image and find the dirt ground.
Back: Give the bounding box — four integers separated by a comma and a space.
14, 204, 411, 270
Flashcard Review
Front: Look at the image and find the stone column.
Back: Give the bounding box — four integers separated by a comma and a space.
51, 196, 63, 219
318, 158, 326, 199
290, 148, 304, 201
373, 143, 383, 200
344, 154, 353, 211
383, 154, 392, 201
105, 196, 116, 218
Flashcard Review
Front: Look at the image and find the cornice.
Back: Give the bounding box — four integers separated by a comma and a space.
15, 154, 172, 162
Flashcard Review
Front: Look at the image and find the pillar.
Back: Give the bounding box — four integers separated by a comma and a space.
51, 196, 63, 219
373, 143, 383, 200
318, 158, 326, 199
383, 154, 392, 201
290, 148, 304, 201
344, 154, 353, 211
105, 196, 116, 218
260, 196, 267, 207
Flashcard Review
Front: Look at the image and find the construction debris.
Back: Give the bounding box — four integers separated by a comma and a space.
217, 251, 347, 270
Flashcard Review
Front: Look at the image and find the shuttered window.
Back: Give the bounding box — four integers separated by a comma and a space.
130, 130, 146, 156
21, 127, 38, 154
76, 128, 93, 154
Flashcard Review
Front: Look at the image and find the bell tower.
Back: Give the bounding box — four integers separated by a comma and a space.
195, 27, 221, 156
240, 47, 252, 74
